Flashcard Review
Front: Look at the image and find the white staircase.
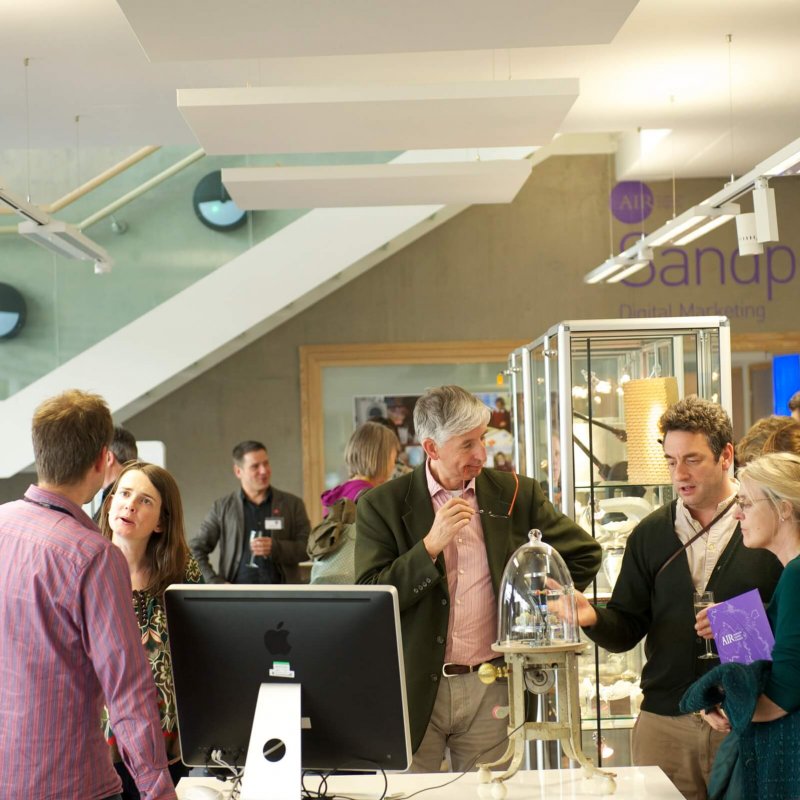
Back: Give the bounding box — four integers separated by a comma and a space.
0, 147, 536, 477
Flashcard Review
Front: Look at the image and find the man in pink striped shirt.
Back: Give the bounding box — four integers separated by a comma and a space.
0, 389, 176, 800
356, 385, 601, 773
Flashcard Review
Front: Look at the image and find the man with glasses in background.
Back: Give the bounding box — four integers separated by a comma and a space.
356, 385, 601, 773
574, 395, 783, 800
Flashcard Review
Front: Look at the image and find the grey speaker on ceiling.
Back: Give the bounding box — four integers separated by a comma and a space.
0, 283, 26, 340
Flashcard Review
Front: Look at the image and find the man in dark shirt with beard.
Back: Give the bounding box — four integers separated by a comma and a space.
190, 440, 310, 584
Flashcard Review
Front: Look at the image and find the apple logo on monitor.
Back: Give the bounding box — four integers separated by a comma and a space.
264, 621, 291, 656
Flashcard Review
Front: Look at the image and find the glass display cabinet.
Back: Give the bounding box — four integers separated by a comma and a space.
505, 316, 732, 768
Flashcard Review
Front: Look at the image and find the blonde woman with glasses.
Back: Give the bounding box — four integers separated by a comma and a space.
685, 452, 800, 799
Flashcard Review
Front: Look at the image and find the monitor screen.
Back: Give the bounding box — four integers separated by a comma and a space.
164, 584, 411, 773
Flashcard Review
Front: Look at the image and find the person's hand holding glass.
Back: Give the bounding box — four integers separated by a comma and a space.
693, 590, 718, 660
248, 529, 273, 567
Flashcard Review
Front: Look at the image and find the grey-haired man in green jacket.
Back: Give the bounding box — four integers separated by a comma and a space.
356, 385, 601, 773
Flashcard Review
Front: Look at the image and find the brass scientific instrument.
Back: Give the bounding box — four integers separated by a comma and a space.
475, 530, 616, 798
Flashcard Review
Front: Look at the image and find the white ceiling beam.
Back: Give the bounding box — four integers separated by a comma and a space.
178, 79, 578, 155
117, 0, 638, 61
222, 160, 533, 209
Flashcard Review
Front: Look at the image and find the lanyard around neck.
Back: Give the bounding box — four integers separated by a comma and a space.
655, 496, 738, 580
22, 495, 77, 520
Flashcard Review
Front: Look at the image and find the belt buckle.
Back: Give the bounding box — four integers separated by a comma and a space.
442, 662, 474, 677
442, 662, 462, 678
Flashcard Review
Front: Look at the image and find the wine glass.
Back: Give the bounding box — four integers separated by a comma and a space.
693, 590, 718, 660
248, 529, 264, 568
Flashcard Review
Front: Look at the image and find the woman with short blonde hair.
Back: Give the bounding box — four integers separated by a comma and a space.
694, 452, 800, 799
310, 422, 399, 584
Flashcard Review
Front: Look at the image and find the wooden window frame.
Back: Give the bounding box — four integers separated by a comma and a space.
299, 333, 800, 521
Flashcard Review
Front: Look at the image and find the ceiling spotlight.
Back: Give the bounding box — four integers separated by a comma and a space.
752, 178, 779, 243
735, 213, 763, 256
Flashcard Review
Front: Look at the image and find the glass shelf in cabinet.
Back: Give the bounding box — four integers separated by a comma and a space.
574, 482, 672, 491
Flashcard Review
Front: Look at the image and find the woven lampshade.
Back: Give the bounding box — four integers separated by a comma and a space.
623, 377, 679, 485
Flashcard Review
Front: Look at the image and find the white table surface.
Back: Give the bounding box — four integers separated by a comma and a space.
178, 765, 683, 799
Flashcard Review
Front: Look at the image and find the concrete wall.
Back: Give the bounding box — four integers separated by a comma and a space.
3, 153, 798, 539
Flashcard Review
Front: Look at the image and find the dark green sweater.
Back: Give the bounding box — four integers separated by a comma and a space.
584, 501, 783, 716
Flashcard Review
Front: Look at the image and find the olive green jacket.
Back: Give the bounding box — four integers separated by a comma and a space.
355, 465, 601, 750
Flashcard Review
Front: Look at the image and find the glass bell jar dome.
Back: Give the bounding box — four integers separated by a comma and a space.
497, 529, 579, 648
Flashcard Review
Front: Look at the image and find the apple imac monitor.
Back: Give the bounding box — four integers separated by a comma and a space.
164, 584, 411, 780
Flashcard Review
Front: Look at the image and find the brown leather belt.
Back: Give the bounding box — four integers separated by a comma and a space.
442, 657, 502, 677
442, 663, 480, 676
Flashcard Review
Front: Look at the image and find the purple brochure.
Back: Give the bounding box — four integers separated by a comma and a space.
707, 589, 775, 664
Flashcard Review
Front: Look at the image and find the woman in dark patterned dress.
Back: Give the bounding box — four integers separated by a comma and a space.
99, 460, 201, 799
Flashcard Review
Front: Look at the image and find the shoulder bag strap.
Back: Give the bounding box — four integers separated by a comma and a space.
654, 496, 738, 580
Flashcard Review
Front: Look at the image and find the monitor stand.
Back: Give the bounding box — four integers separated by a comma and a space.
240, 683, 301, 800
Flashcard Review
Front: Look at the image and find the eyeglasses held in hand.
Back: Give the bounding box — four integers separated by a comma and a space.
463, 470, 520, 519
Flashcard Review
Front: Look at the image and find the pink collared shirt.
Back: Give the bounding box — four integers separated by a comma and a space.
0, 485, 176, 800
425, 462, 497, 666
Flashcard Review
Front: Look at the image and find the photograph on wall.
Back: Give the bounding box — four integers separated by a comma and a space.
354, 394, 423, 469
476, 391, 515, 472
354, 391, 515, 473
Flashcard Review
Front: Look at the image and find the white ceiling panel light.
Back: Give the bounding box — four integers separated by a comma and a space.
585, 257, 625, 285
223, 160, 533, 210
178, 79, 579, 155
117, 0, 638, 61
3, 179, 113, 272
607, 243, 653, 284
671, 204, 740, 246
646, 210, 708, 247
18, 220, 113, 269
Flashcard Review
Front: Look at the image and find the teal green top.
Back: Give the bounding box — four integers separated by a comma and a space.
765, 555, 800, 711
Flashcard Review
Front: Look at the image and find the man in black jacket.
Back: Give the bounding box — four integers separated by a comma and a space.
575, 396, 782, 800
190, 440, 310, 584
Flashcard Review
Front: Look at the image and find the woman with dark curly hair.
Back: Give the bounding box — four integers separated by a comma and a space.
99, 460, 202, 799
